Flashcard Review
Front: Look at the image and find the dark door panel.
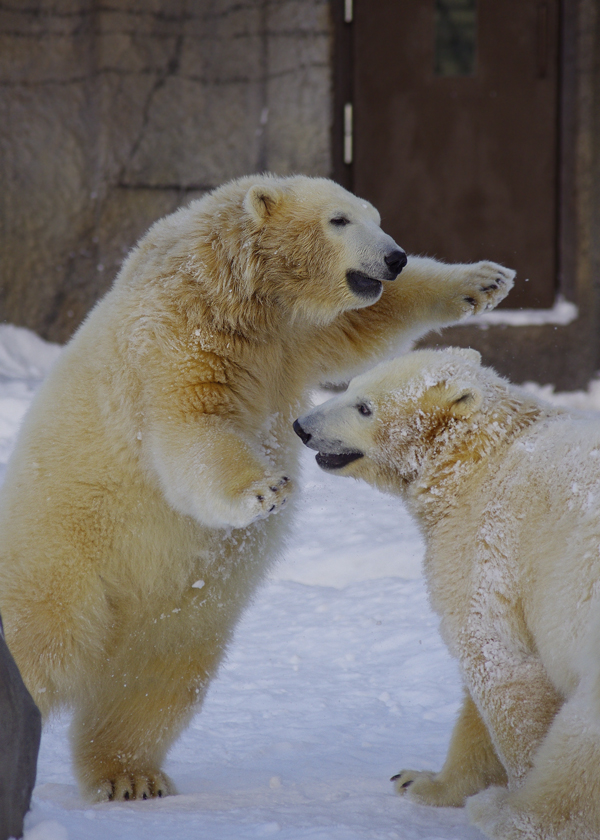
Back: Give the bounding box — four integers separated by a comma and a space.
346, 0, 560, 308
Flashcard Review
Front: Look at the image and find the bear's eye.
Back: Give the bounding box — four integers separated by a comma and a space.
357, 403, 372, 417
330, 216, 350, 227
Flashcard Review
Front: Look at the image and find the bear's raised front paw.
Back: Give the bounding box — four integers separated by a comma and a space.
454, 261, 515, 318
391, 769, 463, 807
238, 474, 292, 527
91, 770, 176, 802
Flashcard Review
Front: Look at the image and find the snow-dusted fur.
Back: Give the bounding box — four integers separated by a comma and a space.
296, 348, 600, 840
0, 175, 513, 803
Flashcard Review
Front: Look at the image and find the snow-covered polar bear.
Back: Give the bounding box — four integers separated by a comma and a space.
0, 175, 513, 802
295, 348, 600, 840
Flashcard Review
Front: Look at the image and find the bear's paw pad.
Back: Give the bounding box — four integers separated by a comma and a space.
246, 474, 292, 523
457, 261, 516, 317
93, 770, 175, 802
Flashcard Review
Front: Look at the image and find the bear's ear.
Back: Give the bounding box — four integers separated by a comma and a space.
447, 385, 483, 418
244, 183, 283, 222
423, 380, 482, 418
422, 380, 482, 418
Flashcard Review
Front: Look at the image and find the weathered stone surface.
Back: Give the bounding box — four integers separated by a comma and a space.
0, 0, 332, 343
0, 614, 41, 840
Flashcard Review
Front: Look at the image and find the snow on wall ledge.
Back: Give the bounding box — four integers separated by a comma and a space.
0, 324, 62, 380
467, 296, 578, 328
0, 325, 63, 469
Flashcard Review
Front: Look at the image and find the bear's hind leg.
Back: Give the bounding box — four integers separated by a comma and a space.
468, 690, 600, 839
70, 669, 201, 801
394, 691, 507, 807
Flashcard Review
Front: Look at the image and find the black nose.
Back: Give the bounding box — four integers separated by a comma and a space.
293, 419, 311, 445
384, 249, 408, 276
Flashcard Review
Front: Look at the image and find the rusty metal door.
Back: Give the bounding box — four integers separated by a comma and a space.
337, 0, 560, 308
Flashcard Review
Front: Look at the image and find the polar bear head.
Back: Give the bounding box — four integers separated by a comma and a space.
235, 174, 406, 323
294, 348, 490, 494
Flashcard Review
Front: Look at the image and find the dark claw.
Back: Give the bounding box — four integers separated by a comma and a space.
142, 792, 148, 800
464, 296, 477, 306
269, 486, 278, 492
257, 494, 264, 502
123, 790, 130, 800
157, 789, 163, 797
269, 505, 275, 512
480, 283, 499, 292
390, 772, 413, 789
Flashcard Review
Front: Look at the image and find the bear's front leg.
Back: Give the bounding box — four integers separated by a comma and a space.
314, 256, 515, 380
70, 656, 205, 801
393, 691, 507, 807
461, 647, 562, 790
71, 699, 179, 801
403, 256, 515, 324
146, 415, 292, 529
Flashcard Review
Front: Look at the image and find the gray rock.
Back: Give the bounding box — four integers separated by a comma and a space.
0, 614, 41, 840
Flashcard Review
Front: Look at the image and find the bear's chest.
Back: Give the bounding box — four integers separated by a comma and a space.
424, 499, 525, 662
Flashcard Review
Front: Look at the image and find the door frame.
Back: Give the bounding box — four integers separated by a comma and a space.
331, 0, 576, 309
330, 0, 600, 392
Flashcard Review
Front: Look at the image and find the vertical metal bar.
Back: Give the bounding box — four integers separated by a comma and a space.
344, 0, 353, 24
537, 1, 549, 78
343, 102, 353, 164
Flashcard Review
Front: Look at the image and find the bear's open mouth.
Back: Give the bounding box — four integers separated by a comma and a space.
346, 271, 383, 300
315, 451, 364, 470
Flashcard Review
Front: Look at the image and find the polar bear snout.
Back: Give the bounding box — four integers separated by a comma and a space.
384, 248, 408, 277
293, 416, 364, 471
293, 418, 312, 445
293, 415, 325, 451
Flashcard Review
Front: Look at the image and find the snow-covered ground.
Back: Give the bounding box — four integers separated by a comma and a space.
1, 324, 598, 840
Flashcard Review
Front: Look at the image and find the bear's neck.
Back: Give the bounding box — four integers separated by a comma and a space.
407, 391, 550, 531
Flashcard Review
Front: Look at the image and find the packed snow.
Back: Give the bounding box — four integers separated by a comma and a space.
468, 295, 578, 327
0, 324, 598, 840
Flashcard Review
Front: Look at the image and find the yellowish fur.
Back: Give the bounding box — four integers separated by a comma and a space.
0, 176, 513, 802
296, 348, 600, 839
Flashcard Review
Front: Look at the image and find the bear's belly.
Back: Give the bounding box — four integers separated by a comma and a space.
106, 499, 294, 651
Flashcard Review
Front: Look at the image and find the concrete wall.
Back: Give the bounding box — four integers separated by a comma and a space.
0, 0, 332, 343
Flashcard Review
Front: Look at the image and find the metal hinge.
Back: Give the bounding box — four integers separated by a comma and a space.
344, 0, 353, 23
343, 102, 353, 165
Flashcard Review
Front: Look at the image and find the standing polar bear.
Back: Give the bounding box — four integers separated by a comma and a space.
295, 348, 600, 840
0, 175, 513, 802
